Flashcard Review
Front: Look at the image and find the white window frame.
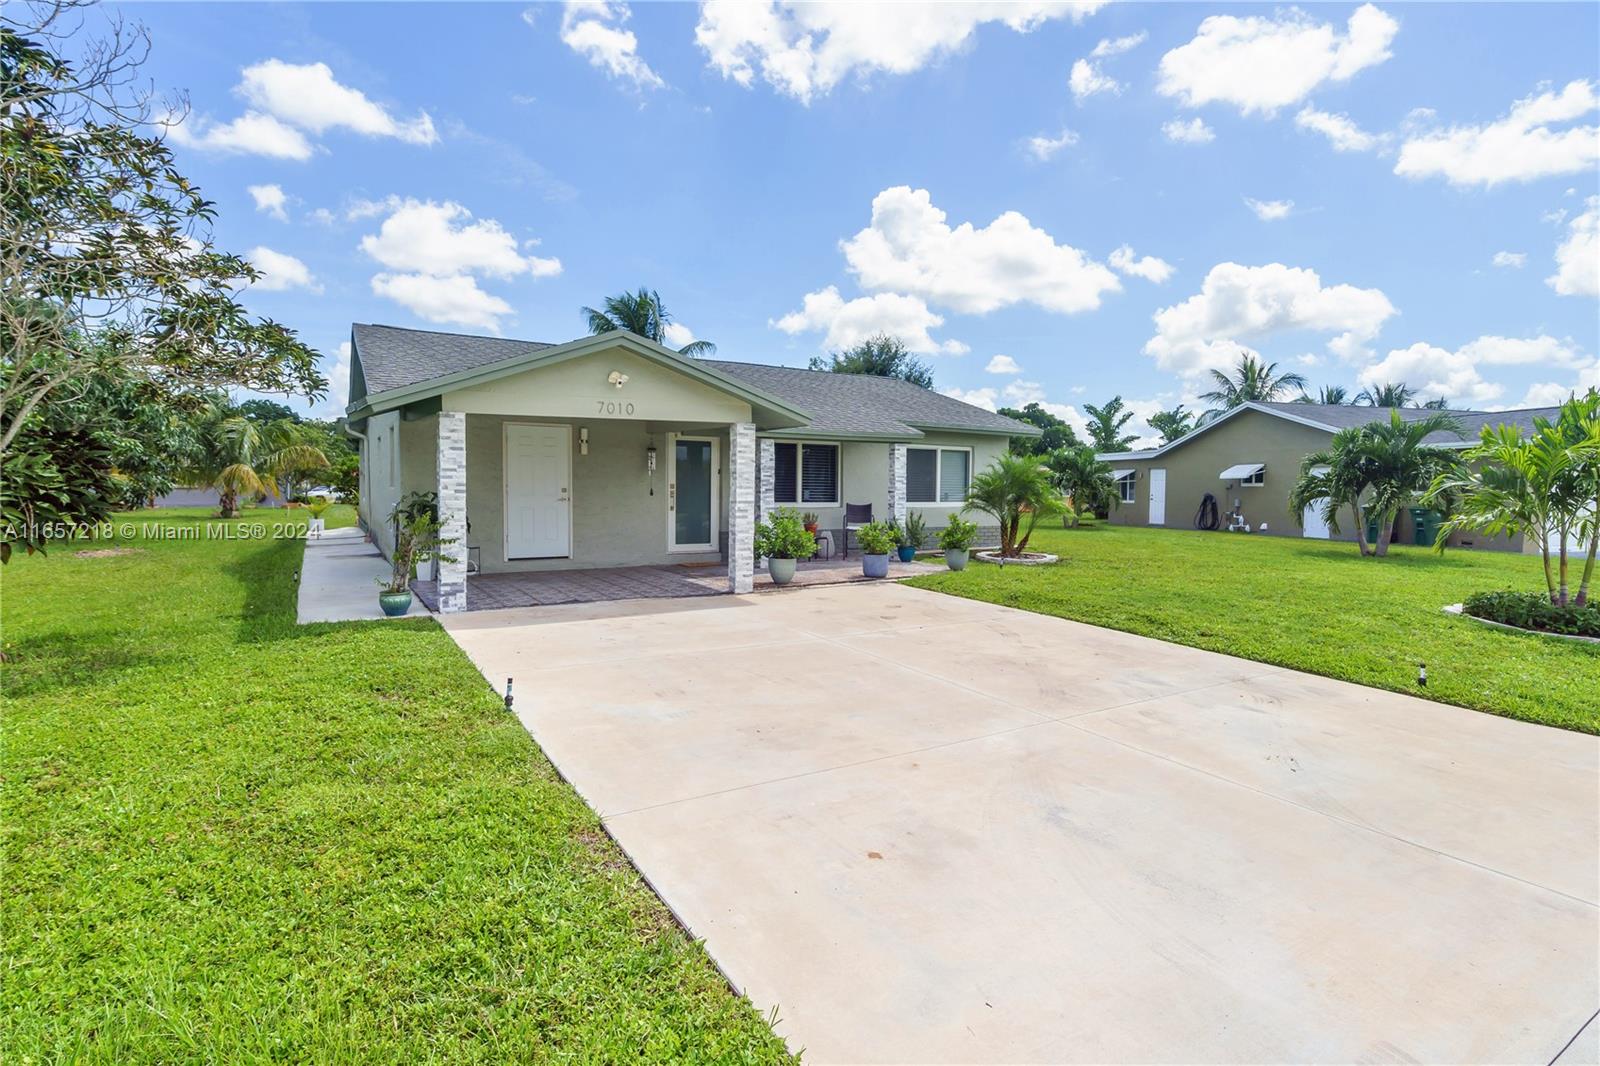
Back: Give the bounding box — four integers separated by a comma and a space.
770, 440, 841, 508
1117, 472, 1137, 504
906, 445, 974, 504
1241, 467, 1265, 487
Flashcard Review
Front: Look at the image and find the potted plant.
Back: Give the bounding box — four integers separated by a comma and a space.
755, 507, 817, 586
306, 495, 332, 539
378, 502, 456, 616
801, 511, 820, 536
938, 515, 978, 571
856, 520, 899, 578
899, 512, 927, 562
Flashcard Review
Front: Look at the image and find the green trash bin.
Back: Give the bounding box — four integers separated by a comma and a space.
1365, 515, 1382, 544
1409, 507, 1442, 547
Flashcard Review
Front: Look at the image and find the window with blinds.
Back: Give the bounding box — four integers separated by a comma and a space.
907, 447, 971, 503
771, 442, 839, 504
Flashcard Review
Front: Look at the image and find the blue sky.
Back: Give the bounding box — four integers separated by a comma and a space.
115, 1, 1599, 441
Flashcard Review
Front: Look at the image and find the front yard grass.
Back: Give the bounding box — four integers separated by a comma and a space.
906, 523, 1599, 734
1, 509, 789, 1062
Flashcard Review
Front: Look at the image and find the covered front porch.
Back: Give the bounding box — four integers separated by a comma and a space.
410, 555, 944, 611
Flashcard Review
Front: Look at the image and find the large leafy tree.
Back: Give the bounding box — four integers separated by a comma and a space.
1288, 411, 1462, 557
962, 453, 1062, 557
807, 333, 933, 388
180, 401, 329, 518
1146, 404, 1195, 445
1200, 353, 1307, 416
1, 1, 325, 556
581, 288, 715, 357
998, 402, 1079, 456
1427, 393, 1600, 605
1046, 445, 1113, 527
1082, 396, 1137, 452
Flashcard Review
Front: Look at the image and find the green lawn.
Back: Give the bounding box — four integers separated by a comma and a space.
906, 523, 1599, 734
1, 509, 789, 1062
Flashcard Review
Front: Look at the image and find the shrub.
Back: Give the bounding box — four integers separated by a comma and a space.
938, 515, 979, 551
754, 507, 817, 560
1462, 591, 1600, 638
855, 520, 899, 556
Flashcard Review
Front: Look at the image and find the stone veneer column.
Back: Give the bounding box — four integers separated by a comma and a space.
436, 410, 468, 613
756, 437, 775, 571
888, 443, 908, 525
728, 422, 756, 593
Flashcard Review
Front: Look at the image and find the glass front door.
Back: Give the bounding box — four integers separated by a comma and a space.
671, 437, 715, 550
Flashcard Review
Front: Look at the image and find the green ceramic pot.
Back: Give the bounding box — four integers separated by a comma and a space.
378, 590, 413, 617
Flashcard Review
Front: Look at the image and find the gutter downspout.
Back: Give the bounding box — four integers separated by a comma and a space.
343, 422, 371, 540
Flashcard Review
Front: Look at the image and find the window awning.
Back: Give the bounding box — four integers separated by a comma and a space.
1219, 463, 1265, 479
1108, 468, 1136, 479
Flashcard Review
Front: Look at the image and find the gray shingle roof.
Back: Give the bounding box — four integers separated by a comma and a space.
349, 323, 1036, 438
351, 323, 556, 397
1256, 401, 1563, 445
702, 359, 1036, 437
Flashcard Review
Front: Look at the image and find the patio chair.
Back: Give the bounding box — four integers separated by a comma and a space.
841, 503, 872, 558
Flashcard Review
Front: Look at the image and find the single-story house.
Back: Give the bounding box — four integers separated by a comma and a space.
1095, 400, 1560, 552
344, 324, 1038, 611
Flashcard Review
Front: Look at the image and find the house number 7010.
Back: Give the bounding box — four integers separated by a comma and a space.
596, 400, 636, 415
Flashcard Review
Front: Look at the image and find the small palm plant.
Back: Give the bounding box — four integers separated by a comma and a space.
1046, 445, 1113, 527
963, 454, 1064, 557
184, 403, 330, 518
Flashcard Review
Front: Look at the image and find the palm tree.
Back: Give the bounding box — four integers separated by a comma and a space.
1427, 393, 1600, 605
1356, 382, 1415, 407
963, 453, 1064, 556
1200, 353, 1308, 416
1146, 404, 1195, 445
1083, 396, 1137, 451
1295, 385, 1350, 405
1289, 410, 1461, 556
581, 288, 715, 357
1046, 445, 1113, 527
183, 402, 329, 518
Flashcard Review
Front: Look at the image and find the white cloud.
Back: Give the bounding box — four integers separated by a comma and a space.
1295, 106, 1387, 152
997, 379, 1088, 431
1091, 30, 1146, 58
1145, 262, 1397, 375
772, 286, 967, 355
248, 183, 289, 221
1395, 80, 1599, 187
168, 112, 313, 160
1244, 197, 1294, 221
1026, 128, 1079, 160
984, 354, 1021, 374
662, 321, 697, 349
1491, 251, 1526, 269
370, 273, 513, 332
1360, 335, 1586, 407
1108, 245, 1174, 283
358, 199, 560, 331
1162, 117, 1215, 144
840, 186, 1122, 315
248, 246, 321, 292
1548, 196, 1598, 297
238, 60, 437, 144
560, 1, 665, 90
320, 341, 354, 416
1518, 360, 1600, 408
359, 199, 561, 279
1069, 58, 1120, 102
940, 385, 999, 411
695, 0, 1106, 104
1158, 3, 1397, 117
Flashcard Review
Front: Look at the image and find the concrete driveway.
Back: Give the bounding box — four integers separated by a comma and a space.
442, 582, 1599, 1064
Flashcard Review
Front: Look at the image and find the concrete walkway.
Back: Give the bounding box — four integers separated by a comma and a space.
442, 581, 1600, 1064
296, 526, 427, 623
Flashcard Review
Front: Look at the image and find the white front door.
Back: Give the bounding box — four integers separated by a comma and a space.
668, 434, 718, 552
504, 423, 571, 559
1302, 465, 1332, 539
1148, 468, 1167, 526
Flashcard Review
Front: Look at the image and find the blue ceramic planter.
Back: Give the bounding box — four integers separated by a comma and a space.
863, 553, 890, 578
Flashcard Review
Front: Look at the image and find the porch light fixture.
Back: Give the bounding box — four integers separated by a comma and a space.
607, 370, 629, 388
579, 427, 589, 455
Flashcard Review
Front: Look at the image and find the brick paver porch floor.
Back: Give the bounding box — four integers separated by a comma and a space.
411, 556, 944, 612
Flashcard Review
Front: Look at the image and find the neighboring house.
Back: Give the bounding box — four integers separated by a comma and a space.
345, 324, 1038, 612
1096, 401, 1560, 552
